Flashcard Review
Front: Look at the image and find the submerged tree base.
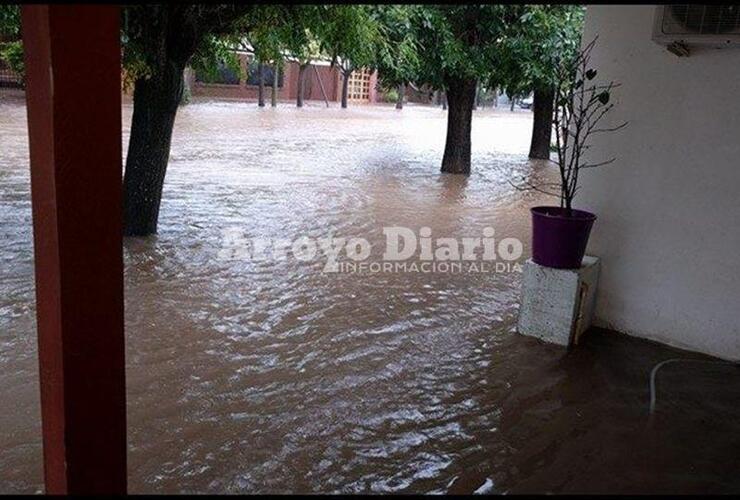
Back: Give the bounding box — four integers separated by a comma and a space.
123, 67, 184, 237
440, 78, 477, 175
528, 86, 554, 160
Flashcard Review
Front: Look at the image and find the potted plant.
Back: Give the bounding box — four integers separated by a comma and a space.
520, 38, 626, 269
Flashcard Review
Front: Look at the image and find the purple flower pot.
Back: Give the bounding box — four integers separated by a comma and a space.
531, 206, 597, 269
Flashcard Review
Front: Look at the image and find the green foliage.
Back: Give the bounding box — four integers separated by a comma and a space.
262, 5, 325, 65
121, 5, 254, 89
498, 5, 585, 95
371, 5, 420, 88
121, 58, 151, 93
1, 3, 586, 112
314, 5, 380, 74
244, 5, 294, 64
0, 5, 23, 80
0, 40, 23, 78
190, 35, 243, 83
0, 4, 20, 38
411, 5, 522, 89
382, 87, 399, 103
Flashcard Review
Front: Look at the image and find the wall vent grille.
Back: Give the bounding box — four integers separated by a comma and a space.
662, 5, 740, 35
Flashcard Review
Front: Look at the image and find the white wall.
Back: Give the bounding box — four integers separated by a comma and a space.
579, 5, 740, 360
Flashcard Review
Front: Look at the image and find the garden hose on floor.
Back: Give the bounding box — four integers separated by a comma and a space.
648, 358, 740, 414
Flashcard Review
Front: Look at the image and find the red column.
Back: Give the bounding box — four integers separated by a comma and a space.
21, 5, 127, 494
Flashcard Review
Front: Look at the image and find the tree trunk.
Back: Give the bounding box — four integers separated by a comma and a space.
441, 78, 477, 175
395, 83, 405, 109
341, 69, 350, 109
442, 92, 447, 110
180, 67, 192, 106
529, 85, 555, 160
271, 63, 279, 107
257, 63, 265, 107
297, 63, 309, 108
510, 97, 515, 112
123, 63, 184, 236
472, 83, 479, 110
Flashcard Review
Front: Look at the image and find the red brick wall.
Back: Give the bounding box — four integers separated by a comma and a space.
191, 55, 344, 103
121, 54, 379, 104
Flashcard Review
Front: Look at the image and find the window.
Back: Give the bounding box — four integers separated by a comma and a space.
246, 61, 283, 88
195, 60, 241, 85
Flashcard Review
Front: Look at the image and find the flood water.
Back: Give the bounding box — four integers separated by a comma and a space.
1, 97, 739, 494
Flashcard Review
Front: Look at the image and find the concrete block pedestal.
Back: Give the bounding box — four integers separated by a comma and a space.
517, 256, 600, 347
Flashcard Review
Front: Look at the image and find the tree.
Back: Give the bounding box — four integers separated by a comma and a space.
245, 6, 294, 109
121, 6, 261, 235
372, 5, 419, 111
123, 5, 330, 235
395, 83, 405, 109
499, 5, 585, 160
270, 6, 325, 108
316, 5, 379, 109
5, 5, 259, 236
124, 5, 349, 235
411, 5, 521, 174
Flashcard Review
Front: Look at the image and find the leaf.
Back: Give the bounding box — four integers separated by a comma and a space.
585, 68, 597, 80
598, 91, 610, 105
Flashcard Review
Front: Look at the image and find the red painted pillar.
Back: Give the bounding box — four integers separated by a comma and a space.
21, 5, 127, 494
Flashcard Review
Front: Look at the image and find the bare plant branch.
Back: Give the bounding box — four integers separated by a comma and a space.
580, 158, 616, 169
526, 36, 626, 212
508, 179, 562, 198
591, 122, 629, 134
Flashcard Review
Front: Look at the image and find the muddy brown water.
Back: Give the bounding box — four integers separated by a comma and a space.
1, 98, 739, 494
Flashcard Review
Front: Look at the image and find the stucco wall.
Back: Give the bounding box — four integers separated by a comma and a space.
579, 5, 740, 359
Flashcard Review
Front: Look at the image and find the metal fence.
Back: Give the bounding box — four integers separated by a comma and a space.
0, 63, 22, 88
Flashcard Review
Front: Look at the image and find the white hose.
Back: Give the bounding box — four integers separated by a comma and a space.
648, 358, 739, 414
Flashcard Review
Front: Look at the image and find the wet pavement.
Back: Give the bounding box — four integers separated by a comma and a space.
1, 97, 739, 494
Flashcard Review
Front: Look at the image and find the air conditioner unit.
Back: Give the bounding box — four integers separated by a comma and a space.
652, 5, 740, 48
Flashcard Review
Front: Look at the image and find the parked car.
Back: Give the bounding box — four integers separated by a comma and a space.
519, 96, 534, 109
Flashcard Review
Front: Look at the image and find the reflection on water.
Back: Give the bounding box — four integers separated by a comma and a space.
1, 99, 739, 494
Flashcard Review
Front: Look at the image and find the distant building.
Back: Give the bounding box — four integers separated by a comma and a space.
189, 49, 379, 105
